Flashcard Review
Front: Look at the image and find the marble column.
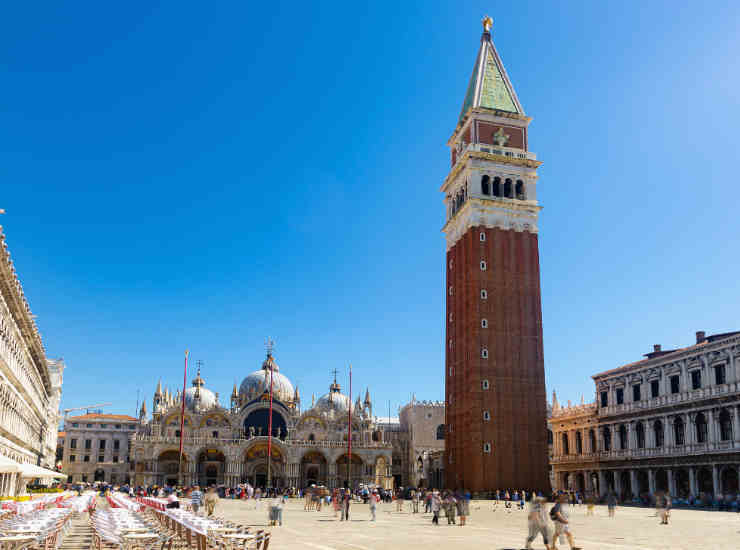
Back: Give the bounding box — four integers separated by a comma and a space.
689, 467, 698, 497
598, 470, 607, 497
614, 470, 623, 497
648, 469, 656, 496
667, 469, 676, 497
584, 470, 592, 493
630, 470, 638, 499
712, 464, 720, 496
666, 416, 674, 447
732, 406, 740, 442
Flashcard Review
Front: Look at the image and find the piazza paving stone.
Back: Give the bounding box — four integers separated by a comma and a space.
212, 499, 740, 550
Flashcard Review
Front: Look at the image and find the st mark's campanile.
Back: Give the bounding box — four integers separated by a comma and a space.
442, 18, 548, 492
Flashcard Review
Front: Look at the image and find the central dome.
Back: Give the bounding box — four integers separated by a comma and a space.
183, 370, 218, 411
239, 353, 295, 404
313, 380, 353, 416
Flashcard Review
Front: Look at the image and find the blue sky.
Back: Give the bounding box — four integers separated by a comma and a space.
2, 2, 739, 419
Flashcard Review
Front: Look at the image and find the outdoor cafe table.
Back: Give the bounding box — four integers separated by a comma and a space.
162, 509, 241, 550
108, 494, 142, 512
136, 496, 169, 511
0, 534, 36, 550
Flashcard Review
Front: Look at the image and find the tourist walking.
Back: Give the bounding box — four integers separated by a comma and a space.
525, 495, 552, 550
551, 494, 581, 550
656, 491, 671, 524
190, 485, 203, 516
444, 492, 457, 525
431, 490, 441, 525
607, 491, 617, 518
204, 487, 218, 517
369, 489, 379, 521
456, 490, 469, 526
341, 490, 351, 521
424, 491, 432, 513
255, 487, 262, 510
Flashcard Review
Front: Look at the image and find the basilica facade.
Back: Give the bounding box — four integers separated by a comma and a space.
130, 351, 394, 490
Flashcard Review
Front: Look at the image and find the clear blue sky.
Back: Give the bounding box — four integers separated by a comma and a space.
2, 2, 739, 418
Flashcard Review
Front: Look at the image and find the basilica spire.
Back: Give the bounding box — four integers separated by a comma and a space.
458, 16, 524, 125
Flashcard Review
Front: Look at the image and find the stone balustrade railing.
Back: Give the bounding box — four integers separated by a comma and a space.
551, 441, 740, 464
133, 434, 392, 449
598, 382, 740, 417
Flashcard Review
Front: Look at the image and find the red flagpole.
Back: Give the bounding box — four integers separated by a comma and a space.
347, 364, 352, 488
178, 350, 189, 486
267, 354, 274, 490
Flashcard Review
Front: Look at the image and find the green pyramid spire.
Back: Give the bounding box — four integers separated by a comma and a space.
459, 26, 523, 124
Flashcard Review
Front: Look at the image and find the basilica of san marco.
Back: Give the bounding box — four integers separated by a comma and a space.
129, 351, 394, 490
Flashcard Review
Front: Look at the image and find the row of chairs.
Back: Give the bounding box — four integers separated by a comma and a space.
90, 509, 173, 550
0, 508, 73, 550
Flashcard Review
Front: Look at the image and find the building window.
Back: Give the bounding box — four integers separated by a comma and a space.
72, 423, 78, 428
115, 424, 121, 429
547, 430, 553, 445
481, 318, 488, 328
98, 456, 104, 462
492, 177, 501, 197
480, 260, 487, 271
515, 179, 525, 200
480, 289, 488, 300
651, 380, 660, 398
449, 286, 453, 295
695, 412, 708, 443
618, 424, 627, 450
113, 440, 120, 451
483, 411, 490, 421
600, 391, 608, 407
482, 379, 490, 390
483, 442, 491, 453
481, 175, 491, 195
449, 339, 453, 349
436, 425, 445, 440
99, 440, 106, 450
449, 367, 453, 376
481, 348, 488, 359
504, 178, 513, 198
85, 440, 91, 450
113, 456, 119, 463
715, 365, 726, 385
86, 424, 92, 428
575, 431, 582, 454
81, 475, 87, 483
100, 424, 107, 428
449, 313, 453, 322
69, 455, 75, 462
636, 422, 645, 448
632, 384, 641, 402
654, 420, 664, 447
670, 375, 680, 394
615, 388, 624, 405
691, 370, 701, 390
562, 433, 570, 455
674, 417, 685, 445
84, 456, 90, 463
719, 409, 733, 441
602, 427, 611, 451
70, 439, 77, 449
175, 430, 181, 437
480, 231, 486, 242
589, 429, 596, 452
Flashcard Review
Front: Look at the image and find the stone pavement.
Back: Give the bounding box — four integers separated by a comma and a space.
213, 498, 740, 550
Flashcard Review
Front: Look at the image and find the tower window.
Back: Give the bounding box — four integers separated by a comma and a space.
449, 286, 453, 295
483, 442, 491, 453
480, 232, 486, 242
691, 370, 701, 390
670, 375, 680, 394
483, 411, 490, 421
651, 380, 660, 398
481, 318, 488, 328
615, 387, 624, 404
481, 348, 489, 359
449, 313, 453, 322
515, 179, 525, 200
449, 260, 453, 269
482, 379, 490, 390
493, 177, 501, 197
481, 175, 490, 195
449, 367, 453, 376
448, 339, 453, 349
715, 364, 726, 385
480, 260, 487, 271
480, 289, 488, 300
504, 178, 513, 198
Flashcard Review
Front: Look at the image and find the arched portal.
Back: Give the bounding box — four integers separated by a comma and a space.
157, 450, 188, 486
336, 453, 364, 488
244, 443, 285, 489
636, 470, 649, 496
674, 469, 689, 497
197, 449, 225, 488
300, 451, 328, 488
655, 469, 668, 493
721, 466, 739, 494
697, 467, 713, 495
94, 469, 105, 482
575, 472, 585, 492
244, 408, 287, 440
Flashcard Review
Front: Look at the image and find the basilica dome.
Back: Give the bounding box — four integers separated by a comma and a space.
239, 353, 295, 404
184, 371, 218, 411
313, 380, 353, 417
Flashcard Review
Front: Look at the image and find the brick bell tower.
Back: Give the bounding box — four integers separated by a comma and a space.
442, 17, 548, 492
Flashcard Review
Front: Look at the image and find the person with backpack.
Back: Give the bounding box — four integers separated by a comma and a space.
525, 495, 552, 550
551, 493, 582, 550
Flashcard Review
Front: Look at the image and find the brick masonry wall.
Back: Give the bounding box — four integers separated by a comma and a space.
445, 226, 548, 492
